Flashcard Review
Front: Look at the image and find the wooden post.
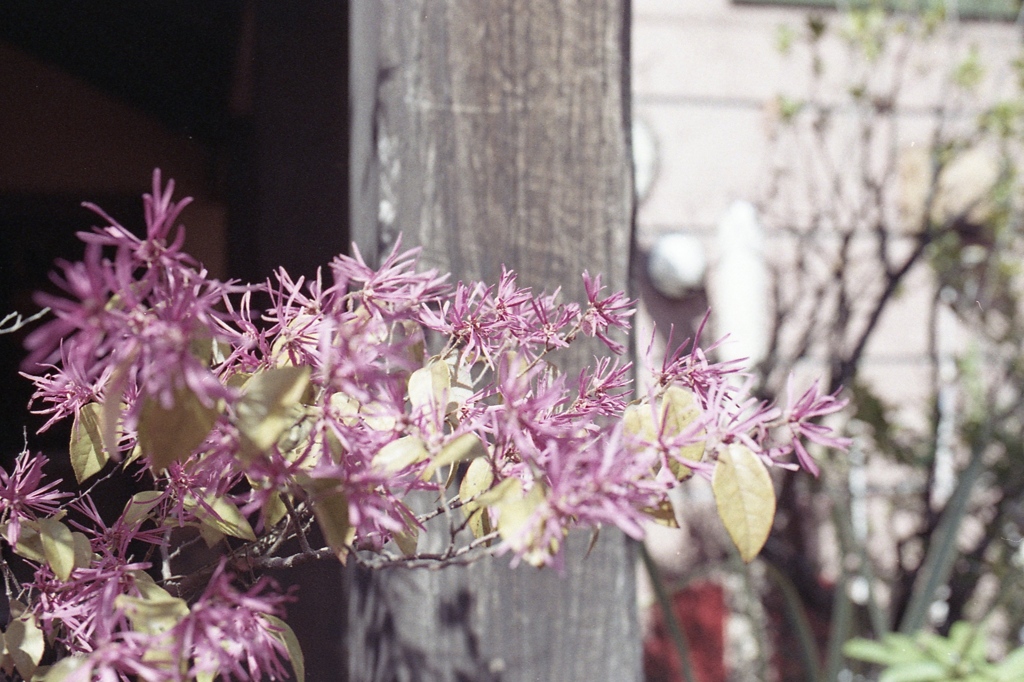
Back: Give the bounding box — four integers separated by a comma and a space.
346, 2, 641, 680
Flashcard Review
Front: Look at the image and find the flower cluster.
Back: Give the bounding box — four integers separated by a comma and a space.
2, 172, 849, 681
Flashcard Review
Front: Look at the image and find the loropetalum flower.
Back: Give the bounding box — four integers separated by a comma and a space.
171, 563, 293, 682
778, 377, 853, 477
22, 170, 248, 457
581, 270, 635, 354
7, 174, 851, 679
0, 450, 68, 544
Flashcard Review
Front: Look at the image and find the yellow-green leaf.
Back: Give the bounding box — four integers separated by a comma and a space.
131, 570, 169, 600
471, 477, 520, 508
123, 490, 164, 527
392, 528, 419, 556
115, 590, 189, 635
71, 532, 92, 570
408, 360, 450, 413
643, 497, 680, 528
236, 366, 311, 457
624, 386, 706, 480
5, 613, 45, 680
459, 457, 495, 540
69, 403, 110, 484
372, 436, 429, 474
10, 523, 47, 564
660, 386, 705, 479
712, 444, 776, 562
138, 387, 219, 471
188, 494, 257, 542
38, 517, 75, 581
195, 670, 217, 682
263, 491, 289, 529
305, 480, 352, 563
422, 433, 487, 481
264, 615, 305, 682
496, 480, 546, 550
623, 403, 657, 442
41, 656, 85, 682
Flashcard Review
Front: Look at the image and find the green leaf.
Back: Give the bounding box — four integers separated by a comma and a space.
38, 517, 75, 581
624, 386, 705, 480
408, 360, 450, 414
187, 494, 257, 542
115, 588, 189, 635
41, 656, 85, 682
496, 479, 547, 562
235, 366, 311, 457
5, 521, 49, 564
305, 479, 352, 563
844, 637, 904, 665
71, 532, 92, 570
460, 457, 495, 540
993, 646, 1024, 680
123, 490, 164, 527
918, 632, 958, 667
4, 612, 45, 680
69, 403, 110, 484
879, 660, 948, 682
138, 387, 219, 471
880, 633, 931, 665
712, 444, 776, 562
948, 620, 986, 664
372, 436, 429, 474
422, 433, 487, 481
264, 615, 305, 682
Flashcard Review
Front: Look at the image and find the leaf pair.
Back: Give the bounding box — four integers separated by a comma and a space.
0, 605, 44, 680
623, 386, 705, 481
4, 516, 92, 581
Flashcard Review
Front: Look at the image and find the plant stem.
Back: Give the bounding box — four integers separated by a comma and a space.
639, 543, 698, 682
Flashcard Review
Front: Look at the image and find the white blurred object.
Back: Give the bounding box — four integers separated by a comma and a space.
632, 117, 659, 203
647, 232, 706, 299
712, 200, 768, 365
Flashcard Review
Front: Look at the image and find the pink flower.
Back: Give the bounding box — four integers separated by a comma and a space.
173, 562, 295, 681
780, 377, 852, 476
330, 236, 449, 319
0, 450, 68, 544
22, 241, 118, 371
580, 271, 636, 354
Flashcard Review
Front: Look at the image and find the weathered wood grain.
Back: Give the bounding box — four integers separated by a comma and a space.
347, 3, 640, 680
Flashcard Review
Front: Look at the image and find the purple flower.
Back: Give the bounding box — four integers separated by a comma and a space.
330, 236, 449, 319
780, 377, 852, 476
79, 168, 194, 269
580, 271, 636, 354
22, 241, 117, 371
0, 450, 68, 544
173, 563, 295, 682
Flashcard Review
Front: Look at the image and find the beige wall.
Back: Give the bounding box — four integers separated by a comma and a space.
633, 0, 1019, 416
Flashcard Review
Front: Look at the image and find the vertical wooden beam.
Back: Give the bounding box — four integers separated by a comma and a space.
347, 2, 640, 680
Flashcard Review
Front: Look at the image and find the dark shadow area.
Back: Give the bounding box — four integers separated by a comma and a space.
0, 195, 143, 464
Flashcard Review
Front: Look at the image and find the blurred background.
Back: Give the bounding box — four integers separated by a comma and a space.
633, 1, 1024, 681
